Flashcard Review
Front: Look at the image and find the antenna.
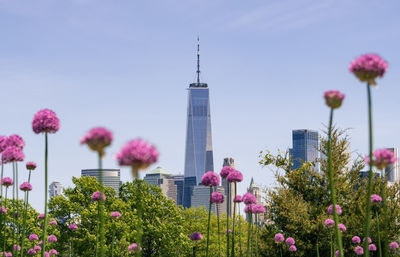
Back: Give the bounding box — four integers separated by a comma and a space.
197, 37, 200, 83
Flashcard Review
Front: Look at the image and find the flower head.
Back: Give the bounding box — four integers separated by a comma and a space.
0, 136, 7, 153
370, 194, 382, 203
225, 229, 232, 234
29, 234, 39, 241
355, 246, 364, 255
389, 242, 399, 249
201, 171, 220, 187
38, 214, 45, 220
211, 192, 224, 203
369, 244, 377, 251
349, 54, 388, 85
366, 149, 397, 170
92, 191, 106, 201
274, 233, 285, 243
27, 249, 37, 255
68, 224, 78, 230
49, 220, 57, 226
252, 204, 266, 214
364, 237, 372, 243
26, 162, 37, 170
327, 204, 342, 215
19, 182, 32, 192
335, 250, 339, 257
233, 195, 242, 203
49, 249, 58, 255
32, 109, 60, 134
190, 232, 203, 241
81, 127, 113, 157
242, 192, 257, 205
1, 177, 13, 187
1, 146, 24, 163
286, 237, 295, 245
352, 236, 361, 244
116, 139, 158, 170
324, 218, 334, 227
227, 170, 243, 183
47, 235, 57, 243
13, 244, 21, 252
110, 211, 122, 219
338, 223, 346, 232
220, 166, 234, 179
128, 243, 141, 253
0, 207, 6, 214
289, 245, 297, 252
324, 90, 345, 109
6, 135, 25, 149
34, 246, 41, 251
244, 204, 254, 213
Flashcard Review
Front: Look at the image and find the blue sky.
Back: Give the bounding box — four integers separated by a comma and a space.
1, 0, 400, 211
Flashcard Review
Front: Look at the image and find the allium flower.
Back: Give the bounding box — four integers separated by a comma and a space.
19, 182, 32, 192
128, 243, 141, 253
1, 146, 24, 163
220, 166, 234, 179
274, 233, 285, 243
355, 246, 364, 255
1, 177, 13, 187
0, 136, 7, 153
116, 139, 158, 170
327, 204, 342, 215
44, 252, 50, 257
225, 229, 232, 233
38, 214, 45, 220
49, 220, 57, 226
47, 235, 57, 243
389, 242, 399, 249
227, 170, 243, 183
32, 109, 60, 134
352, 236, 361, 244
324, 90, 345, 109
68, 223, 78, 230
242, 192, 257, 205
92, 191, 106, 201
26, 162, 37, 170
13, 244, 21, 251
324, 218, 334, 227
34, 246, 42, 251
6, 135, 25, 149
201, 171, 220, 187
349, 54, 388, 85
49, 249, 58, 255
366, 149, 397, 170
364, 237, 372, 243
370, 194, 382, 203
253, 204, 266, 214
81, 127, 113, 157
0, 207, 6, 214
289, 245, 297, 252
244, 204, 254, 213
338, 223, 346, 232
110, 211, 122, 219
369, 244, 377, 251
233, 195, 242, 203
27, 249, 37, 255
335, 250, 339, 257
211, 192, 224, 203
29, 234, 39, 241
38, 241, 43, 245
286, 237, 295, 245
190, 232, 203, 241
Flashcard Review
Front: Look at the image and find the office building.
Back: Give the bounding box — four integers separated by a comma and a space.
81, 169, 121, 193
49, 181, 63, 198
385, 148, 399, 183
191, 185, 226, 214
173, 175, 184, 205
290, 129, 319, 171
221, 157, 235, 217
144, 167, 178, 203
247, 177, 265, 225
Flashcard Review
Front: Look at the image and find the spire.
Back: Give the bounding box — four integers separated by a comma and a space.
196, 36, 200, 83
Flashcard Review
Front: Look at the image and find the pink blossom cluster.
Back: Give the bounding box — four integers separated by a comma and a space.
227, 170, 243, 183
324, 90, 345, 109
0, 252, 12, 256
242, 192, 257, 205
81, 127, 113, 155
128, 243, 141, 253
370, 194, 382, 203
68, 223, 78, 230
201, 171, 220, 187
1, 177, 13, 187
110, 211, 122, 219
233, 195, 242, 203
92, 191, 106, 201
366, 149, 397, 170
349, 54, 388, 85
211, 192, 224, 203
32, 109, 60, 134
327, 204, 342, 215
1, 146, 24, 164
19, 182, 33, 192
220, 166, 234, 179
26, 161, 37, 170
190, 232, 203, 241
47, 235, 57, 243
116, 139, 158, 169
324, 218, 334, 227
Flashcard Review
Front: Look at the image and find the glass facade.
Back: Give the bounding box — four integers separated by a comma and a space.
183, 83, 214, 208
291, 129, 319, 171
173, 175, 184, 206
385, 148, 399, 183
81, 169, 121, 194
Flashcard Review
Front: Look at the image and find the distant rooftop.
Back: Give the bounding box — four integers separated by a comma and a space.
147, 166, 172, 176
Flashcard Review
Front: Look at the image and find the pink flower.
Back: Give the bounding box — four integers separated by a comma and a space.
49, 249, 58, 255
352, 236, 361, 244
38, 213, 45, 220
369, 244, 377, 251
92, 191, 106, 201
244, 204, 254, 213
1, 177, 13, 187
324, 90, 345, 109
242, 192, 257, 205
366, 149, 397, 170
49, 220, 57, 226
355, 246, 364, 255
335, 250, 339, 257
44, 252, 50, 257
233, 195, 242, 203
29, 234, 39, 241
252, 204, 266, 214
26, 162, 37, 170
227, 170, 243, 183
389, 242, 399, 249
370, 194, 382, 203
13, 244, 21, 251
27, 249, 37, 255
6, 135, 25, 149
1, 146, 24, 163
327, 204, 342, 215
47, 235, 57, 243
34, 246, 42, 251
201, 171, 220, 187
32, 109, 60, 134
128, 243, 141, 253
364, 237, 372, 243
225, 229, 232, 233
289, 245, 297, 252
68, 223, 78, 230
349, 54, 388, 85
190, 232, 203, 241
38, 241, 43, 245
274, 233, 284, 243
0, 207, 6, 214
116, 139, 158, 170
81, 127, 113, 156
211, 192, 224, 203
110, 211, 122, 219
19, 182, 32, 192
0, 136, 7, 153
286, 237, 295, 245
324, 219, 334, 227
220, 166, 234, 179
338, 223, 346, 232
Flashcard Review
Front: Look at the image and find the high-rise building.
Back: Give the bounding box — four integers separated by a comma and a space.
183, 38, 214, 208
385, 148, 399, 183
172, 175, 184, 206
290, 129, 319, 171
144, 167, 178, 203
191, 185, 226, 214
247, 177, 265, 225
49, 181, 63, 198
81, 169, 121, 193
221, 157, 235, 217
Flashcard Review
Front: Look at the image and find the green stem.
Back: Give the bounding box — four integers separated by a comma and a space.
135, 175, 143, 257
193, 245, 196, 257
247, 213, 252, 257
280, 245, 283, 257
231, 183, 237, 257
250, 219, 254, 257
364, 82, 373, 257
2, 188, 8, 252
111, 222, 116, 257
380, 173, 388, 257
0, 162, 3, 203
226, 181, 230, 257
376, 210, 382, 257
41, 132, 49, 257
12, 162, 17, 257
239, 205, 242, 257
327, 108, 343, 257
20, 189, 30, 257
205, 186, 212, 257
217, 202, 221, 257
317, 238, 320, 257
330, 233, 333, 257
255, 214, 259, 257
98, 152, 105, 257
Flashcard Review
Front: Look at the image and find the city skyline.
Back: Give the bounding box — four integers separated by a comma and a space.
1, 0, 400, 212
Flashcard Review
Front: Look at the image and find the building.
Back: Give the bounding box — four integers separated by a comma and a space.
290, 129, 319, 171
191, 185, 226, 214
221, 157, 235, 217
247, 177, 265, 225
81, 169, 121, 193
183, 38, 214, 208
144, 167, 178, 203
385, 148, 399, 183
172, 175, 184, 206
49, 182, 63, 198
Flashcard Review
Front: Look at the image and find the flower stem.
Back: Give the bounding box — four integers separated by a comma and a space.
193, 245, 196, 257
238, 204, 242, 257
231, 182, 237, 257
376, 210, 382, 257
280, 244, 282, 257
2, 188, 8, 252
255, 214, 259, 257
205, 186, 212, 257
380, 172, 388, 257
217, 202, 221, 257
0, 162, 3, 203
98, 152, 105, 257
247, 213, 252, 257
327, 108, 343, 257
317, 238, 320, 257
41, 132, 49, 257
134, 173, 143, 257
364, 82, 373, 257
20, 189, 30, 257
111, 222, 116, 257
226, 181, 230, 257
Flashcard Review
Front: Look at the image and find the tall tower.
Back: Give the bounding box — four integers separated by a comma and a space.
290, 129, 319, 171
221, 157, 235, 217
183, 38, 214, 208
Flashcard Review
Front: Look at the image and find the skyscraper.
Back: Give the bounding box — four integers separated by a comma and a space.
290, 129, 319, 171
81, 169, 121, 193
183, 38, 214, 208
191, 185, 226, 214
144, 167, 178, 203
385, 148, 399, 183
172, 174, 184, 206
49, 181, 63, 198
221, 157, 235, 217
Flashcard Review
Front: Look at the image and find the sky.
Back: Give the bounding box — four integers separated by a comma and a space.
1, 0, 400, 211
